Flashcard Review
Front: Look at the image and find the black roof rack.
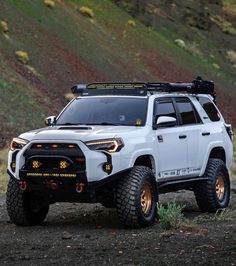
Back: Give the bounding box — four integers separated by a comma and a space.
71, 76, 215, 98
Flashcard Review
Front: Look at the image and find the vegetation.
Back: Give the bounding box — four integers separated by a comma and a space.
158, 201, 186, 230
79, 6, 94, 18
15, 50, 29, 64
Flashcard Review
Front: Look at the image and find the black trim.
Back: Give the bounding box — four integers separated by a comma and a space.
157, 176, 208, 193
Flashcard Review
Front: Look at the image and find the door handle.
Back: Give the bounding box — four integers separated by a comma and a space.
202, 132, 210, 136
179, 135, 187, 139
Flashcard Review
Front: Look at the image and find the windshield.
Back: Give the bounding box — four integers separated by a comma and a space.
56, 97, 148, 126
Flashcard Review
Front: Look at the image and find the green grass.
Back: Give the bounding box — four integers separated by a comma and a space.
0, 78, 46, 136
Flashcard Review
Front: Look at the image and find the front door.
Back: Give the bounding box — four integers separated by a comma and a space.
154, 98, 188, 180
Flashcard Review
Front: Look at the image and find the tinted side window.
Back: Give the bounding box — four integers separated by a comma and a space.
176, 98, 197, 125
198, 97, 220, 122
155, 101, 177, 119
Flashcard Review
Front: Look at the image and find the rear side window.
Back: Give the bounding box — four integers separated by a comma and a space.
198, 97, 220, 122
175, 98, 198, 125
154, 101, 177, 120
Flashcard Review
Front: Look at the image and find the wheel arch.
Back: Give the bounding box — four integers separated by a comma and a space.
209, 147, 226, 163
200, 145, 227, 176
133, 154, 156, 176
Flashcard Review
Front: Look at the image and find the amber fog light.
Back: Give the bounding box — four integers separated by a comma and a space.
103, 163, 113, 173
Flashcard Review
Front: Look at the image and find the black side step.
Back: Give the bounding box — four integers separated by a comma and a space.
157, 177, 208, 194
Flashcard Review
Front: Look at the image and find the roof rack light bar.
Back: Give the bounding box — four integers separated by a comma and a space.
71, 76, 215, 97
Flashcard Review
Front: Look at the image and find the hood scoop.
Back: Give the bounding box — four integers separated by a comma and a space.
58, 126, 92, 130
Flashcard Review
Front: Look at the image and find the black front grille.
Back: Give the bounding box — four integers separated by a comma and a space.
23, 143, 86, 172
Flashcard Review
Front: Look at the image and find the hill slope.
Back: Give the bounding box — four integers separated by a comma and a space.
0, 0, 236, 147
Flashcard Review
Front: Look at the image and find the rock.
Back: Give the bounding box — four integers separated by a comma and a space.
62, 232, 72, 240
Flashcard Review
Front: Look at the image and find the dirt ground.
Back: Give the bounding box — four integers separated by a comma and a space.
0, 183, 235, 266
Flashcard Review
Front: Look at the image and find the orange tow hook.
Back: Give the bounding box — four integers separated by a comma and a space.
19, 181, 27, 191
76, 182, 84, 193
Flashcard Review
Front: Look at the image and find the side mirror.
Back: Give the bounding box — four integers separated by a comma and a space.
45, 116, 56, 126
156, 116, 177, 128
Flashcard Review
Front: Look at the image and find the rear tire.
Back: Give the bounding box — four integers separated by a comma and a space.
194, 159, 230, 213
6, 178, 49, 226
115, 166, 158, 228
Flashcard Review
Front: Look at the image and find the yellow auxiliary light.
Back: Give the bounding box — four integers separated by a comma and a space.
32, 160, 42, 169
60, 161, 69, 169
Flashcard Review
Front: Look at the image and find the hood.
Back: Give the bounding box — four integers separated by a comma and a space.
19, 125, 143, 143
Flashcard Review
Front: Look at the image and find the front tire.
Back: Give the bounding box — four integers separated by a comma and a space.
194, 159, 230, 213
6, 178, 49, 226
115, 166, 158, 228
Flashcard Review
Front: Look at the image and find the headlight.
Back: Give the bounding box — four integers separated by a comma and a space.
85, 138, 124, 153
10, 137, 29, 151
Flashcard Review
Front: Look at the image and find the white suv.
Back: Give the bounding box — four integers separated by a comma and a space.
6, 77, 234, 228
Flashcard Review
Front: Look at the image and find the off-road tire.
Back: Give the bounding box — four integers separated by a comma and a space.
194, 159, 230, 213
115, 166, 158, 228
6, 178, 49, 226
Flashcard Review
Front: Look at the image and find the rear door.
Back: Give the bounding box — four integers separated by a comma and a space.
154, 98, 188, 180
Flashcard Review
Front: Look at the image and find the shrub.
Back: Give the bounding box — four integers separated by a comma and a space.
174, 39, 202, 57
15, 51, 29, 64
210, 15, 236, 35
226, 50, 236, 64
127, 19, 136, 27
64, 93, 75, 102
43, 0, 55, 8
0, 20, 9, 33
174, 39, 186, 49
79, 6, 94, 19
158, 201, 186, 230
212, 63, 220, 69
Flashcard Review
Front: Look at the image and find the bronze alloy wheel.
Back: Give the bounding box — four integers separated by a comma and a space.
215, 175, 225, 202
140, 184, 152, 215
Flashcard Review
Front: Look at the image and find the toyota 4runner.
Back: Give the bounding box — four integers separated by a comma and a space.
6, 77, 234, 228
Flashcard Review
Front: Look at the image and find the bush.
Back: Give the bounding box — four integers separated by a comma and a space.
43, 0, 55, 8
127, 20, 136, 27
210, 15, 236, 35
79, 6, 94, 19
226, 50, 236, 64
0, 20, 9, 33
174, 39, 186, 49
158, 201, 186, 230
64, 93, 74, 102
15, 51, 29, 64
174, 39, 202, 57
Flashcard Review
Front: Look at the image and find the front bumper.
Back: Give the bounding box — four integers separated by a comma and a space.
7, 140, 125, 192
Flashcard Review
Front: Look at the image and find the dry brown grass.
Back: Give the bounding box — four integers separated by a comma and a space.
15, 50, 29, 64
79, 6, 94, 19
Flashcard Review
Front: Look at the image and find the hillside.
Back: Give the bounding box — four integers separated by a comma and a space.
0, 0, 236, 148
